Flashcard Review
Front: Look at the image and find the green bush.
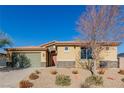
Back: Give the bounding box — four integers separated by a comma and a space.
85, 75, 103, 86
12, 53, 19, 67
19, 54, 31, 68
55, 74, 71, 86
12, 53, 31, 68
80, 82, 90, 88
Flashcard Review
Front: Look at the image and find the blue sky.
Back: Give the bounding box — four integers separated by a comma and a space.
0, 5, 124, 53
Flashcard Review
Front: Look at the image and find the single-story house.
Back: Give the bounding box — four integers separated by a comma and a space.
5, 41, 120, 68
118, 53, 124, 69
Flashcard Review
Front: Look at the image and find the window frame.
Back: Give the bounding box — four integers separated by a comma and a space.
106, 46, 109, 51
81, 48, 92, 59
81, 48, 87, 59
64, 46, 69, 52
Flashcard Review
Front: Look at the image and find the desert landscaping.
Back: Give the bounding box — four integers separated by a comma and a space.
19, 67, 124, 88
0, 5, 124, 89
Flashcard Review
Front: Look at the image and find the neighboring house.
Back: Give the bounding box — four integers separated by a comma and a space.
0, 53, 7, 66
5, 41, 120, 68
118, 53, 124, 69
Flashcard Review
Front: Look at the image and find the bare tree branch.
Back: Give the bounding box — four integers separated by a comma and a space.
77, 5, 124, 75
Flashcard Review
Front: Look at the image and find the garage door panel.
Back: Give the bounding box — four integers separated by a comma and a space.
24, 53, 41, 67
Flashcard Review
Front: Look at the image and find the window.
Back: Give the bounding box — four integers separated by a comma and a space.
64, 47, 69, 52
106, 46, 109, 51
87, 48, 92, 59
81, 48, 92, 59
81, 48, 86, 59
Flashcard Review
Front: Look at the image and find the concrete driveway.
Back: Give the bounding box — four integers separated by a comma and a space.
0, 67, 36, 88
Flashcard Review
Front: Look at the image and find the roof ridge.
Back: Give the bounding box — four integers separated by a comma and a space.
40, 40, 57, 47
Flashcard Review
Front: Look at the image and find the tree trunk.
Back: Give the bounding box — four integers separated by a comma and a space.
90, 69, 94, 75
93, 59, 98, 75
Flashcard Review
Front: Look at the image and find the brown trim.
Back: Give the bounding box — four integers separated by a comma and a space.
5, 48, 47, 51
56, 42, 121, 46
40, 41, 121, 48
46, 49, 49, 67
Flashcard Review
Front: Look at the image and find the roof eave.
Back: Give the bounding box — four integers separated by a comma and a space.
5, 48, 47, 51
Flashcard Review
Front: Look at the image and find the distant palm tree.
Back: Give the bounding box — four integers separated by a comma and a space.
0, 31, 12, 48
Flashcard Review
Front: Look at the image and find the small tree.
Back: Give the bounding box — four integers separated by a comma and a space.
0, 31, 12, 48
0, 31, 12, 64
77, 6, 124, 75
75, 51, 94, 75
12, 53, 31, 68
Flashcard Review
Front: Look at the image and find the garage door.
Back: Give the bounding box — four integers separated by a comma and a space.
24, 53, 41, 67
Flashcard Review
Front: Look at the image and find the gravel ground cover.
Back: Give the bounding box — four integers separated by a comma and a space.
23, 68, 124, 88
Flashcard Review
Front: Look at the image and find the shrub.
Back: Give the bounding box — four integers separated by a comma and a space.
55, 74, 71, 86
11, 53, 19, 67
85, 75, 103, 86
118, 70, 124, 75
19, 54, 31, 68
72, 70, 78, 74
19, 80, 33, 88
80, 82, 90, 88
121, 78, 124, 82
12, 53, 31, 68
51, 70, 58, 75
29, 73, 39, 80
35, 70, 40, 74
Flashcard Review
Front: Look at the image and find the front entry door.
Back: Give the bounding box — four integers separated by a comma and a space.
50, 51, 57, 66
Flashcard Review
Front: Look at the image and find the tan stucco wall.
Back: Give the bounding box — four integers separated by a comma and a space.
119, 57, 124, 69
56, 46, 118, 68
41, 51, 46, 62
57, 46, 76, 61
7, 45, 118, 67
74, 47, 81, 68
99, 46, 118, 61
7, 50, 46, 63
56, 46, 82, 68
